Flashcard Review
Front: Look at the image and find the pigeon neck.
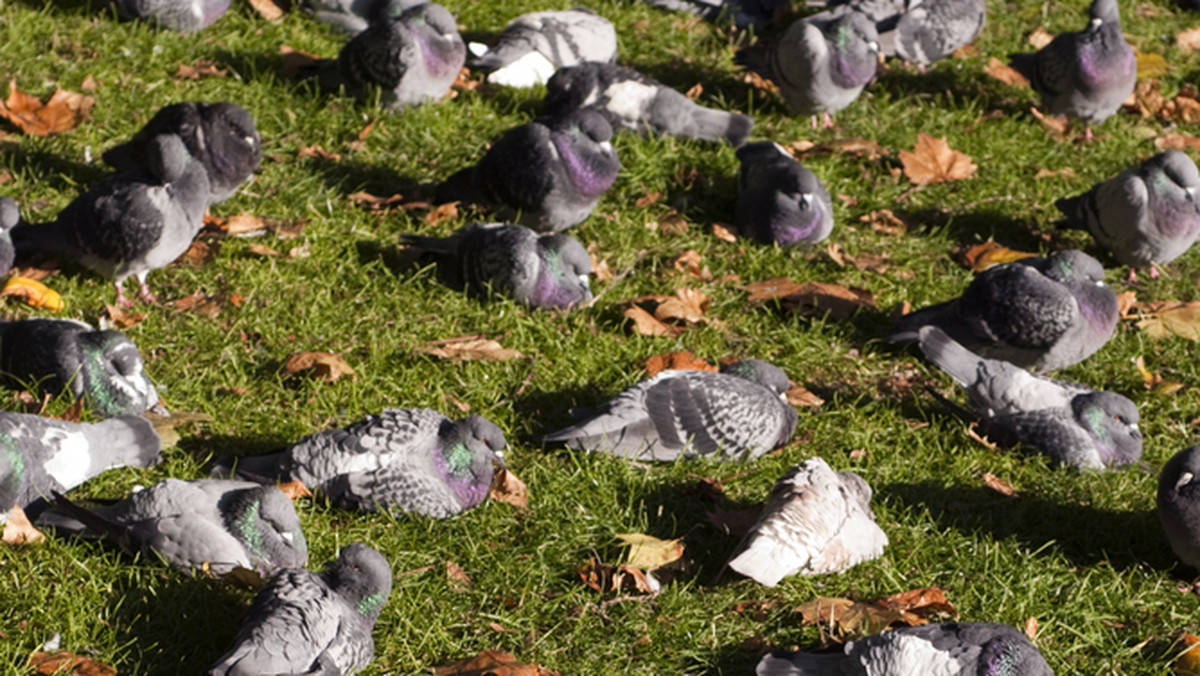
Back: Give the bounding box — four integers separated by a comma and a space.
436, 441, 489, 508
552, 134, 614, 198
531, 252, 583, 308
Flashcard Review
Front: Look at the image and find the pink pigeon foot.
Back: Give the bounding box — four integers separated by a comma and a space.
1125, 267, 1138, 284
822, 112, 834, 129
1085, 126, 1094, 141
115, 282, 136, 308
1150, 264, 1160, 279
809, 115, 819, 130
137, 279, 158, 304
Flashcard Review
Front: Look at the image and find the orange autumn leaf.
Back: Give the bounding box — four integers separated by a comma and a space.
899, 133, 977, 186
174, 60, 227, 80
0, 80, 94, 136
276, 480, 312, 501
795, 587, 957, 638
624, 305, 679, 337
489, 468, 528, 509
1, 276, 64, 312
1175, 633, 1200, 676
644, 351, 717, 377
432, 650, 560, 676
957, 240, 1037, 272
3, 503, 45, 545
712, 223, 738, 242
27, 650, 114, 676
425, 201, 459, 225
282, 351, 356, 382
984, 57, 1030, 87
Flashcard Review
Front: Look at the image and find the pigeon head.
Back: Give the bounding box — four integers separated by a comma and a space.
199, 102, 262, 200
436, 415, 506, 509
1044, 249, 1105, 284
838, 470, 874, 507
719, 360, 791, 396
775, 166, 830, 246
77, 331, 159, 417
221, 486, 309, 574
323, 543, 393, 621
1089, 0, 1120, 26
827, 12, 879, 89
0, 197, 20, 233
402, 3, 465, 75
977, 631, 1056, 676
1073, 391, 1142, 468
1147, 151, 1200, 230
1159, 446, 1200, 513
542, 65, 600, 118
534, 234, 593, 309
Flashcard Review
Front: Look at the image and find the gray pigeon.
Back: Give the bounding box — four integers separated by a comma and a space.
1056, 150, 1200, 279
208, 544, 392, 676
735, 141, 833, 247
919, 326, 1142, 470
543, 360, 799, 462
543, 62, 754, 146
1008, 0, 1136, 139
888, 249, 1119, 372
402, 223, 593, 310
892, 0, 986, 66
756, 622, 1053, 676
1158, 446, 1200, 569
298, 0, 411, 35
46, 479, 307, 576
728, 458, 887, 586
740, 10, 879, 127
14, 134, 211, 306
0, 413, 161, 521
469, 9, 618, 88
0, 197, 18, 278
112, 0, 230, 32
641, 0, 790, 29
214, 409, 506, 518
102, 101, 261, 205
317, 1, 467, 111
0, 318, 161, 418
436, 109, 620, 233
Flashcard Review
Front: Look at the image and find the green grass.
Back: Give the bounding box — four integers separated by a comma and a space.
1, 0, 1199, 673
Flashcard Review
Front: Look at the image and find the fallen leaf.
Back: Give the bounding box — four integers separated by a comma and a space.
279, 45, 322, 78
488, 622, 517, 634
104, 304, 146, 329
1027, 26, 1054, 49
180, 239, 218, 268
414, 337, 523, 362
221, 212, 269, 237
624, 305, 679, 337
635, 191, 663, 209
276, 481, 311, 501
1175, 634, 1200, 676
984, 57, 1030, 87
282, 351, 356, 382
3, 503, 44, 545
644, 351, 717, 378
671, 249, 711, 280
684, 83, 703, 100
1155, 134, 1200, 151
145, 410, 211, 448
248, 0, 285, 21
221, 566, 267, 590
742, 70, 779, 94
1033, 167, 1077, 179
1136, 49, 1169, 79
712, 223, 738, 242
577, 558, 659, 595
785, 385, 824, 408
615, 533, 685, 570
653, 288, 708, 324
860, 209, 912, 236
170, 290, 225, 318
957, 240, 1037, 273
174, 59, 227, 80
1132, 355, 1184, 395
1, 276, 64, 312
1117, 290, 1138, 318
1029, 107, 1071, 136
1179, 26, 1200, 53
795, 587, 956, 638
786, 137, 889, 161
248, 243, 284, 258
432, 650, 560, 676
981, 472, 1017, 497
27, 650, 114, 676
489, 468, 528, 509
899, 133, 977, 186
1024, 616, 1039, 641
659, 211, 689, 236
1136, 301, 1200, 341
425, 201, 459, 225
745, 279, 876, 319
0, 80, 94, 136
705, 505, 763, 538
446, 560, 472, 592
298, 144, 340, 161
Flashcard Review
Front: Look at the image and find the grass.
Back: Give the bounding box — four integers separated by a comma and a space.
0, 0, 1199, 673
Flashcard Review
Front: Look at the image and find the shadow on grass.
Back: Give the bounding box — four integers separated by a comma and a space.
2, 146, 109, 197
513, 384, 617, 443
881, 480, 1175, 572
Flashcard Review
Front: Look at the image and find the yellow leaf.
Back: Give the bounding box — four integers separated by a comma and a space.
957, 240, 1037, 273
616, 533, 685, 569
1136, 49, 1169, 80
1136, 302, 1200, 341
1176, 633, 1200, 676
1, 276, 64, 311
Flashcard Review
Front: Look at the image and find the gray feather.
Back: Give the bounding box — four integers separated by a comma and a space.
735, 141, 833, 246
470, 9, 617, 87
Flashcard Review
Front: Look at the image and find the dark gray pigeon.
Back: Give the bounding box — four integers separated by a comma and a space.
0, 318, 161, 418
1056, 150, 1200, 279
214, 409, 506, 518
919, 326, 1142, 470
436, 109, 620, 233
0, 412, 161, 521
543, 360, 799, 462
1008, 0, 1135, 139
739, 10, 879, 127
208, 544, 392, 676
316, 1, 466, 111
298, 0, 414, 35
468, 8, 617, 88
889, 249, 1119, 372
15, 134, 211, 306
46, 479, 307, 576
0, 197, 18, 278
102, 101, 261, 205
641, 0, 790, 28
735, 141, 833, 247
543, 62, 754, 146
757, 622, 1053, 675
1158, 446, 1200, 570
892, 0, 986, 66
402, 223, 593, 310
112, 0, 230, 32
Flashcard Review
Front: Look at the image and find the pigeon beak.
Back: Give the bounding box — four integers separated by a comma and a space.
798, 192, 813, 209
1178, 471, 1194, 491
1186, 186, 1196, 203
578, 273, 590, 287
494, 449, 506, 469
599, 141, 613, 154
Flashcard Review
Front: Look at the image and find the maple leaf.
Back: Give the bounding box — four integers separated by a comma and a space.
616, 533, 685, 570
0, 80, 94, 136
624, 305, 679, 337
1, 276, 63, 312
282, 352, 357, 382
104, 304, 146, 329
414, 337, 523, 362
900, 134, 977, 186
1136, 302, 1200, 341
984, 57, 1030, 87
489, 468, 528, 509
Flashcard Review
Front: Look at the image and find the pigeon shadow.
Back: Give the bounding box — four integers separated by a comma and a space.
905, 207, 1044, 251
638, 58, 767, 116
513, 383, 617, 445
354, 239, 428, 278
0, 147, 110, 199
304, 154, 427, 202
178, 432, 291, 469
881, 480, 1175, 572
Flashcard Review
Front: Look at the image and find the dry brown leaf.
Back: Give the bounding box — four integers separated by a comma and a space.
425, 201, 459, 225
180, 240, 218, 268
3, 503, 44, 545
577, 558, 658, 595
743, 277, 804, 303
225, 212, 269, 237
672, 250, 711, 280
984, 57, 1030, 87
0, 80, 94, 136
795, 587, 956, 638
899, 133, 977, 186
446, 560, 472, 592
1033, 167, 1077, 179
860, 209, 912, 236
279, 45, 322, 78
644, 351, 717, 378
1029, 107, 1071, 136
1027, 26, 1054, 49
957, 240, 1037, 273
104, 304, 146, 329
1024, 616, 1039, 641
659, 211, 689, 236
298, 144, 340, 161
489, 468, 528, 509
624, 305, 679, 337
432, 650, 560, 676
1155, 134, 1200, 151
787, 137, 889, 161
170, 290, 225, 318
248, 243, 284, 258
616, 533, 685, 570
276, 480, 312, 501
742, 70, 779, 94
981, 472, 1017, 497
635, 191, 663, 209
175, 60, 227, 80
684, 83, 703, 100
1117, 290, 1138, 318
1, 276, 64, 312
654, 288, 708, 324
415, 337, 523, 362
248, 0, 286, 20
584, 242, 612, 282
758, 280, 876, 319
1175, 633, 1200, 676
282, 351, 356, 382
1178, 26, 1200, 53
1136, 301, 1200, 341
348, 191, 408, 211
712, 223, 738, 242
28, 650, 114, 676
785, 385, 824, 408
706, 505, 763, 538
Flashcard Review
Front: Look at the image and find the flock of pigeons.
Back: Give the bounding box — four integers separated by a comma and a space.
1, 0, 1199, 672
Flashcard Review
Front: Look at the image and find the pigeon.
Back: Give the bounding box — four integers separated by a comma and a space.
728, 458, 887, 586
542, 62, 754, 147
888, 249, 1119, 372
298, 0, 409, 35
402, 223, 593, 310
0, 318, 161, 418
1008, 0, 1135, 139
1056, 150, 1200, 279
102, 101, 261, 205
0, 413, 161, 521
15, 134, 211, 306
641, 0, 790, 29
892, 0, 986, 67
207, 543, 392, 676
111, 0, 230, 32
543, 360, 799, 462
468, 9, 618, 88
734, 141, 833, 247
0, 197, 18, 278
739, 10, 879, 127
756, 622, 1053, 676
436, 109, 620, 233
1158, 446, 1200, 570
214, 409, 506, 518
918, 326, 1142, 470
316, 1, 467, 111
45, 479, 308, 576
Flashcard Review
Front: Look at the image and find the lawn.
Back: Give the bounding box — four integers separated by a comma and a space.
1, 0, 1199, 673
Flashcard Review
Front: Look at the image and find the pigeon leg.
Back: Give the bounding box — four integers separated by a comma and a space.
1084, 125, 1094, 141
809, 115, 819, 130
1125, 267, 1138, 284
135, 273, 158, 304
821, 112, 834, 129
1149, 264, 1160, 280
115, 281, 136, 308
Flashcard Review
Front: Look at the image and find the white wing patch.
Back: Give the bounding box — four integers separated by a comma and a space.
486, 51, 557, 87
601, 80, 658, 123
41, 428, 93, 489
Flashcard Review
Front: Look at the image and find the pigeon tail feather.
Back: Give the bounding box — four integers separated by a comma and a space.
917, 325, 982, 388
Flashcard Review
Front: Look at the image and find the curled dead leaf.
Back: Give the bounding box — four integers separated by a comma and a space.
276, 480, 312, 501
981, 471, 1017, 497
1117, 290, 1138, 318
966, 422, 999, 451
712, 223, 738, 242
795, 587, 957, 638
984, 57, 1030, 87
1024, 616, 1039, 641
578, 558, 659, 595
624, 305, 679, 337
348, 190, 409, 211
899, 133, 977, 186
957, 240, 1036, 273
104, 304, 146, 329
174, 60, 227, 80
27, 650, 115, 676
1155, 134, 1200, 152
489, 468, 529, 509
1, 276, 64, 311
414, 337, 523, 362
282, 351, 356, 382
860, 209, 912, 236
0, 80, 94, 136
1029, 107, 1071, 136
786, 137, 889, 161
586, 242, 613, 282
446, 560, 472, 592
785, 385, 824, 408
